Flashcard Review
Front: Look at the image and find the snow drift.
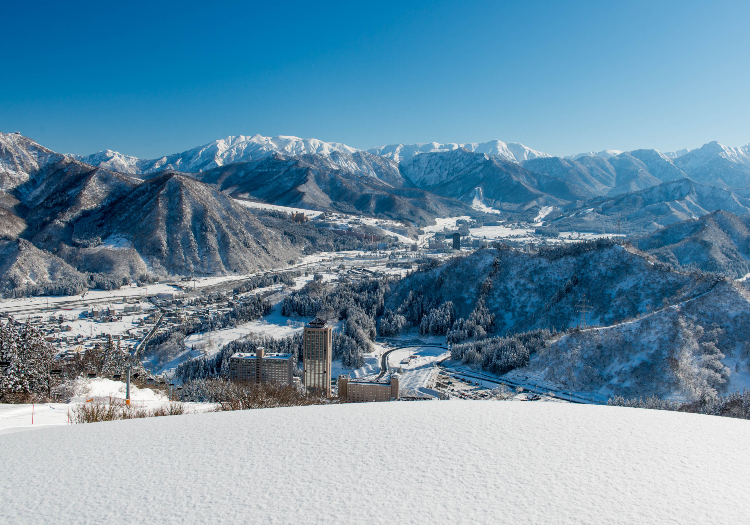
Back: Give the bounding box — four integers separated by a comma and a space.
1, 401, 748, 524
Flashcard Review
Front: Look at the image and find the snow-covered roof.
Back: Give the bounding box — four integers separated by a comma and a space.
230, 352, 292, 360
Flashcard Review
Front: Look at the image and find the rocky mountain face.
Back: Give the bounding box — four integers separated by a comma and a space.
0, 132, 65, 191
635, 210, 750, 278
673, 142, 750, 188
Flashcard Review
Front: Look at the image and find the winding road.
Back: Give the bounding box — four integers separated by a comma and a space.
375, 345, 449, 380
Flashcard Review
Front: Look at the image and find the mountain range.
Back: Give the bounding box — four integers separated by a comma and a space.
0, 133, 371, 295
3, 129, 750, 296
70, 133, 750, 210
546, 178, 750, 236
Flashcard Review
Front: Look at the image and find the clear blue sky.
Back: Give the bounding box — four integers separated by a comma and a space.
2, 0, 748, 158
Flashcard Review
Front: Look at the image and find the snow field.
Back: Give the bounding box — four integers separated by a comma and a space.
1, 402, 748, 524
386, 346, 449, 395
0, 284, 180, 315
0, 378, 211, 435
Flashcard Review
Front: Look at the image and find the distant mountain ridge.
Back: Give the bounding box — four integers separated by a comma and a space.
0, 132, 377, 296
635, 210, 750, 278
526, 142, 750, 199
69, 134, 750, 209
399, 148, 588, 210
188, 151, 479, 226
548, 178, 750, 236
73, 135, 552, 173
367, 140, 550, 164
73, 134, 358, 175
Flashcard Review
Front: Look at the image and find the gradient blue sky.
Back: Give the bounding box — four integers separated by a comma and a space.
2, 0, 748, 158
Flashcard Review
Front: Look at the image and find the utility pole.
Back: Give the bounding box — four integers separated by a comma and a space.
576, 294, 593, 329
126, 363, 131, 406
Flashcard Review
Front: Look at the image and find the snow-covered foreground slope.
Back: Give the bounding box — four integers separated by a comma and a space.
2, 402, 749, 524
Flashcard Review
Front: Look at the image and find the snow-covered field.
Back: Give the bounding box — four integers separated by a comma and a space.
0, 284, 180, 314
470, 224, 534, 240
1, 402, 748, 524
0, 378, 188, 435
184, 305, 306, 356
386, 345, 449, 396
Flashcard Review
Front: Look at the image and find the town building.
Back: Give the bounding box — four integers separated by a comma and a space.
303, 318, 333, 396
228, 347, 295, 385
452, 232, 461, 250
291, 211, 307, 223
338, 374, 400, 402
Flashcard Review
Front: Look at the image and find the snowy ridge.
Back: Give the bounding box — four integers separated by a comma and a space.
678, 141, 750, 169
663, 148, 692, 159
74, 134, 359, 175
367, 139, 549, 164
568, 149, 623, 160
0, 132, 64, 190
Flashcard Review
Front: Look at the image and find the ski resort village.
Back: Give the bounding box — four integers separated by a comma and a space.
4, 2, 750, 520
2, 130, 750, 523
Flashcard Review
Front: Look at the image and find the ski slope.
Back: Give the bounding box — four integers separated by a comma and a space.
1, 402, 748, 524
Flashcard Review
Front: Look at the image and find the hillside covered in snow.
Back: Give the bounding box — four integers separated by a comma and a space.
1, 401, 747, 524
635, 210, 750, 278
386, 242, 750, 400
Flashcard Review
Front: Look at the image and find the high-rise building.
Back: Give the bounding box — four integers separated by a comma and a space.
303, 318, 333, 396
453, 232, 461, 250
228, 347, 294, 385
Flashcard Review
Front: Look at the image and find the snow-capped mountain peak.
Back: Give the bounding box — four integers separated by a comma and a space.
675, 141, 750, 172
74, 134, 360, 175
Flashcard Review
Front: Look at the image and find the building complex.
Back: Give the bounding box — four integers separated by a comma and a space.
228, 347, 295, 385
338, 374, 400, 402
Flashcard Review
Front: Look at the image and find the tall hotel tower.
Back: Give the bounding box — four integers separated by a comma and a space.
303, 318, 333, 397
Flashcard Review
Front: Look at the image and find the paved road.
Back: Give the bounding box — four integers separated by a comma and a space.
376, 345, 448, 380
442, 366, 595, 404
